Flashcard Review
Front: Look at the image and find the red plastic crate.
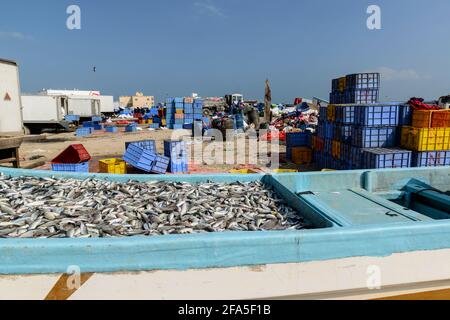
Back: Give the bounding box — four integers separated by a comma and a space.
52, 144, 91, 164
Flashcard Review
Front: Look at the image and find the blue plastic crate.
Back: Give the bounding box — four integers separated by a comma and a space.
125, 125, 137, 132
149, 123, 160, 129
174, 119, 184, 125
286, 132, 311, 148
412, 151, 450, 167
319, 106, 328, 122
164, 140, 187, 158
331, 79, 339, 91
329, 91, 345, 104
324, 122, 334, 140
286, 147, 292, 161
123, 144, 169, 173
340, 143, 351, 162
51, 162, 89, 173
334, 125, 352, 143
363, 148, 412, 169
346, 73, 380, 90
65, 115, 80, 122
324, 139, 332, 155
352, 126, 397, 148
399, 104, 413, 126
151, 155, 170, 174
76, 128, 92, 137
91, 116, 102, 122
94, 124, 104, 131
344, 89, 379, 104
82, 121, 94, 128
174, 98, 184, 103
355, 104, 401, 127
167, 156, 189, 173
166, 98, 175, 104
184, 103, 194, 113
350, 147, 367, 169
335, 105, 357, 125
317, 123, 325, 139
125, 140, 156, 153
175, 102, 184, 109
106, 126, 119, 133
171, 124, 184, 130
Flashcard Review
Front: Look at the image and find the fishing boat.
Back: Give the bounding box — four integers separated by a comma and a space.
0, 167, 449, 300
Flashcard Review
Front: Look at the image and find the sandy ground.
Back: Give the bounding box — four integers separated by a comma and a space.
17, 128, 315, 174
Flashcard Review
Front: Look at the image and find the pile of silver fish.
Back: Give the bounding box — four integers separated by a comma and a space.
0, 174, 307, 238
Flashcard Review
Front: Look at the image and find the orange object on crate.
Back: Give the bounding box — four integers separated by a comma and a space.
332, 140, 341, 160
412, 109, 450, 128
327, 105, 337, 122
338, 77, 347, 92
291, 147, 312, 165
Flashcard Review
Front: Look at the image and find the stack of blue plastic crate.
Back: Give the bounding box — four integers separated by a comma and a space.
123, 142, 169, 174
164, 140, 188, 173
286, 132, 311, 160
330, 73, 380, 104
350, 104, 401, 169
314, 72, 417, 170
194, 99, 203, 120
184, 98, 194, 121
166, 98, 175, 129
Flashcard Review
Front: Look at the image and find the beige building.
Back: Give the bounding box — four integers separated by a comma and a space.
119, 92, 155, 108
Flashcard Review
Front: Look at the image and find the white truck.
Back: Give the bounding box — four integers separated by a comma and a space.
21, 95, 71, 134
67, 96, 101, 119
98, 95, 115, 115
0, 59, 24, 136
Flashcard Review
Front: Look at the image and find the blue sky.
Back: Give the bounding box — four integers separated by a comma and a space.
1, 0, 449, 103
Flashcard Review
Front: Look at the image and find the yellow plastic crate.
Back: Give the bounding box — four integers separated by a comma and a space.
162, 119, 167, 126
332, 140, 341, 160
147, 119, 153, 124
176, 110, 184, 115
99, 158, 127, 174
229, 169, 259, 174
401, 126, 450, 151
338, 77, 347, 92
291, 147, 312, 165
327, 104, 336, 122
